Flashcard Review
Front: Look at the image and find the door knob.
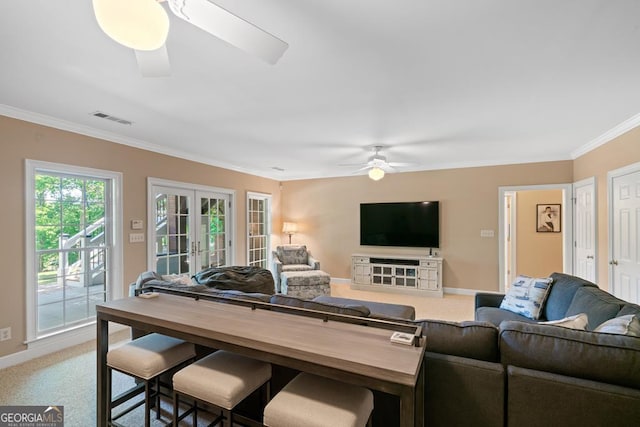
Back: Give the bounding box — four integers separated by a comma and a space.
609, 260, 618, 266
586, 255, 594, 259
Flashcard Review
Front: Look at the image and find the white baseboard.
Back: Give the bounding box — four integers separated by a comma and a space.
331, 277, 351, 285
332, 277, 481, 296
0, 323, 127, 370
443, 287, 478, 296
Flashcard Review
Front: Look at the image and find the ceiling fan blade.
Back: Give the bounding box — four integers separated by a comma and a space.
353, 165, 372, 173
338, 162, 368, 167
134, 45, 171, 77
167, 0, 289, 65
388, 162, 415, 167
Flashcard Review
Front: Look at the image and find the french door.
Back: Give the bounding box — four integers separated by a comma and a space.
247, 192, 272, 268
148, 179, 233, 276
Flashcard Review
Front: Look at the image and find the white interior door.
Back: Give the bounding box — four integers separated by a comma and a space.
573, 177, 596, 282
503, 191, 517, 290
610, 166, 640, 304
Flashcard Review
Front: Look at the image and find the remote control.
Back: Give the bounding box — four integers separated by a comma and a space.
390, 331, 414, 346
138, 292, 160, 299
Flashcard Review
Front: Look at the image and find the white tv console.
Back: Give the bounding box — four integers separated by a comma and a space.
351, 253, 443, 298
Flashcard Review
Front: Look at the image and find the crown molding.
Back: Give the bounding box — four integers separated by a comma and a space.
4, 103, 639, 182
571, 112, 640, 159
0, 104, 277, 180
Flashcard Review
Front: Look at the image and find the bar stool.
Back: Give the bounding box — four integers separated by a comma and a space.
263, 373, 374, 427
172, 350, 272, 427
107, 333, 196, 426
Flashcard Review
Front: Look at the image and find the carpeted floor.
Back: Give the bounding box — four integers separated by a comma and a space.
0, 330, 216, 426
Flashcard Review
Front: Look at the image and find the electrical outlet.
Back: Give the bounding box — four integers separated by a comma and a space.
0, 327, 11, 341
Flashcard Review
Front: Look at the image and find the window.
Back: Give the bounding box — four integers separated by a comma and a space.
26, 160, 122, 341
247, 192, 272, 268
148, 178, 235, 274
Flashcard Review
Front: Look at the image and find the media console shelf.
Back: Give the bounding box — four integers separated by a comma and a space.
351, 253, 443, 297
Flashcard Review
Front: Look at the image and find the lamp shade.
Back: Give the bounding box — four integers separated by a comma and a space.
368, 167, 385, 181
282, 222, 298, 234
93, 0, 170, 51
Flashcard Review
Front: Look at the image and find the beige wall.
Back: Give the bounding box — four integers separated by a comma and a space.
515, 190, 564, 277
573, 126, 640, 289
281, 161, 574, 292
0, 116, 281, 357
2, 112, 638, 360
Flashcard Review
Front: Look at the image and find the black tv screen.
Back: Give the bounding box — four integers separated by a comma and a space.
360, 201, 439, 248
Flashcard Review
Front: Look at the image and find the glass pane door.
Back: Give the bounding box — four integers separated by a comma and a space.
247, 193, 271, 268
149, 180, 234, 276
197, 192, 230, 270
153, 188, 192, 275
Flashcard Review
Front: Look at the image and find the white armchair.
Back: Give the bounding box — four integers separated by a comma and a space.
271, 245, 320, 292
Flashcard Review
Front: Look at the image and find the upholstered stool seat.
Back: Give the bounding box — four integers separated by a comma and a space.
173, 350, 272, 426
263, 373, 374, 427
107, 333, 196, 426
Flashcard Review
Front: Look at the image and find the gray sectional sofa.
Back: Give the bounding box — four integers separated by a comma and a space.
131, 270, 640, 426
434, 272, 640, 427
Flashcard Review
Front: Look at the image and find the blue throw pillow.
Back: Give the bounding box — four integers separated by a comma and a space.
500, 275, 553, 320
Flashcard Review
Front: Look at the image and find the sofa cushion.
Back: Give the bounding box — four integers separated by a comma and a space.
475, 306, 538, 327
499, 276, 553, 320
565, 287, 624, 330
499, 320, 640, 389
618, 303, 640, 317
418, 319, 499, 362
543, 272, 598, 321
313, 296, 415, 321
135, 270, 163, 288
276, 245, 309, 265
209, 289, 272, 303
269, 294, 370, 317
594, 315, 640, 337
538, 313, 589, 330
281, 264, 313, 272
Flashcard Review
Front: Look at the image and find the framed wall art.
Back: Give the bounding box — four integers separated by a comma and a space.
537, 204, 561, 233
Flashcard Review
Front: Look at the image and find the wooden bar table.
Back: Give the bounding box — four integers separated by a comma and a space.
96, 293, 425, 426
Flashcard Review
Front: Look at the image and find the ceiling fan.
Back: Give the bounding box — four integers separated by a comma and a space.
92, 0, 289, 77
342, 146, 413, 181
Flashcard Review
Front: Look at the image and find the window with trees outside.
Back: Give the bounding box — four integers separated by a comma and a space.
26, 160, 122, 341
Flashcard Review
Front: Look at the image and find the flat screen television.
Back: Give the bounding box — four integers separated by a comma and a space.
360, 201, 439, 248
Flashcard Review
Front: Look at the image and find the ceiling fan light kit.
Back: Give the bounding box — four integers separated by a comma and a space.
92, 0, 170, 51
368, 167, 385, 181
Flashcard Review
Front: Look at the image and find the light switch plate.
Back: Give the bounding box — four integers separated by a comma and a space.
480, 229, 495, 238
131, 219, 144, 230
129, 233, 145, 243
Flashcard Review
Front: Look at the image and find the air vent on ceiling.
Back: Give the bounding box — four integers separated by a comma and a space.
91, 111, 133, 126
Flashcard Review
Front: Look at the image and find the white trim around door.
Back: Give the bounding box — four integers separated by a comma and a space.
498, 183, 574, 292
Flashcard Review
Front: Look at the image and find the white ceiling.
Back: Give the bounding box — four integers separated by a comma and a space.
2, 1, 640, 180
